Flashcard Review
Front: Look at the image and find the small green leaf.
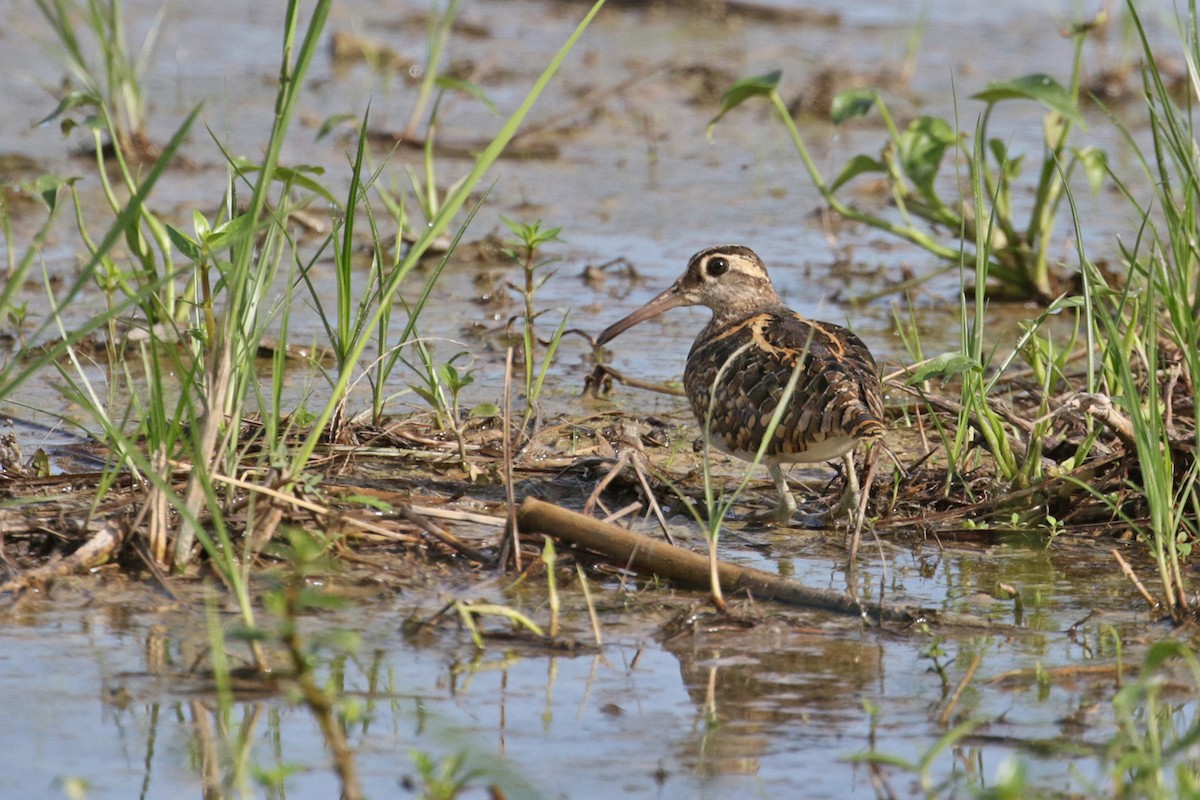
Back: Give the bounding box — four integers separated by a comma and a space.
34, 91, 100, 128
436, 76, 499, 116
205, 212, 255, 251
1044, 295, 1087, 314
192, 209, 211, 240
829, 154, 887, 192
315, 112, 358, 141
226, 624, 270, 642
408, 384, 438, 407
830, 88, 878, 124
31, 174, 71, 211
972, 73, 1085, 127
232, 158, 339, 206
32, 448, 51, 478
898, 116, 956, 198
987, 138, 1025, 180
905, 352, 981, 384
706, 70, 782, 140
342, 494, 394, 512
165, 224, 202, 261
719, 70, 782, 110
469, 402, 500, 418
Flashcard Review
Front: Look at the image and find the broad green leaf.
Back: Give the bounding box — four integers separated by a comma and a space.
1075, 146, 1107, 194
706, 70, 782, 140
972, 73, 1085, 126
470, 402, 500, 418
905, 351, 981, 384
829, 154, 887, 192
719, 70, 782, 110
898, 116, 956, 198
830, 88, 878, 124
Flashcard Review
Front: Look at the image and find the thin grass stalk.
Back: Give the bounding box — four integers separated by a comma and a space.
401, 0, 460, 142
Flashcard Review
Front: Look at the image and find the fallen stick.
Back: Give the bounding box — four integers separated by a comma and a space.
518, 497, 995, 628
0, 517, 130, 594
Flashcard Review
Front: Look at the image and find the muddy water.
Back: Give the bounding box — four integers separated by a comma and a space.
0, 0, 1189, 797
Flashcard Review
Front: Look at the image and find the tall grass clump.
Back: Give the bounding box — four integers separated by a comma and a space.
10, 0, 606, 645
1044, 0, 1200, 619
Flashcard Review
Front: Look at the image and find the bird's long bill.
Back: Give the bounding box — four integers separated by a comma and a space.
595, 283, 687, 346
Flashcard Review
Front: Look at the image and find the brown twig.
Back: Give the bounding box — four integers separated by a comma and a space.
501, 347, 521, 572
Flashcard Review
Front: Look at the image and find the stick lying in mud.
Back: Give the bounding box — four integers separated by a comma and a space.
518, 497, 992, 628
0, 517, 130, 595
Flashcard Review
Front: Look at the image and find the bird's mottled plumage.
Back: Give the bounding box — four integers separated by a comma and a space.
596, 245, 884, 522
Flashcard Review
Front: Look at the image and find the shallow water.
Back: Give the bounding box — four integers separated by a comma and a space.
0, 0, 1191, 797
0, 542, 1160, 799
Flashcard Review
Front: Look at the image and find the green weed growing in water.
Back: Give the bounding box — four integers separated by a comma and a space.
407, 750, 484, 800
453, 600, 544, 650
1102, 640, 1200, 798
241, 527, 364, 800
284, 0, 609, 485
706, 13, 1106, 303
902, 112, 1095, 501
502, 217, 569, 435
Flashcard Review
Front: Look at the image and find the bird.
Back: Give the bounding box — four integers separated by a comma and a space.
595, 244, 885, 524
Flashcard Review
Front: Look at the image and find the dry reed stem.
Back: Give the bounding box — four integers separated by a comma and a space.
938, 652, 982, 726
1110, 547, 1160, 611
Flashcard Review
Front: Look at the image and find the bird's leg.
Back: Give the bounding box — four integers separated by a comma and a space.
830, 452, 862, 523
768, 461, 797, 523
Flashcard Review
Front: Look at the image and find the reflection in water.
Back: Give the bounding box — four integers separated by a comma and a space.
665, 621, 882, 783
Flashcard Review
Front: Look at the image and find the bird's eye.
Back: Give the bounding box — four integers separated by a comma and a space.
706, 257, 729, 277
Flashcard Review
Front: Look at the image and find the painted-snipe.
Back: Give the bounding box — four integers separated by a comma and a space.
596, 245, 885, 523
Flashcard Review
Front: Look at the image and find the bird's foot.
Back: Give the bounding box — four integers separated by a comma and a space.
742, 498, 826, 529
743, 506, 793, 527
